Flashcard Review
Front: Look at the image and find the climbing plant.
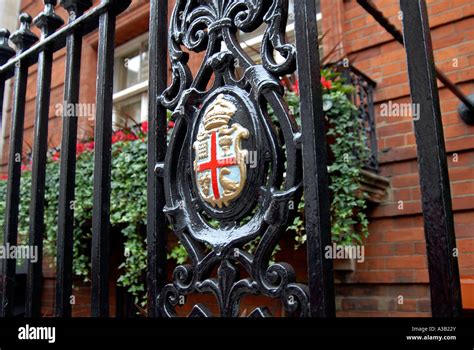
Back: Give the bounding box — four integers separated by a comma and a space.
0, 69, 370, 312
287, 69, 370, 248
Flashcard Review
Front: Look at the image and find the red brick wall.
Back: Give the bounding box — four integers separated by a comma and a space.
4, 0, 473, 317
2, 0, 207, 170
322, 0, 474, 316
1, 0, 157, 169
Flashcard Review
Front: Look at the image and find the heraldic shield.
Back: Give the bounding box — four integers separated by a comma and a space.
193, 94, 250, 209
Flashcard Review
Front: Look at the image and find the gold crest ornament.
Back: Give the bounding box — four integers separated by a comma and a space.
193, 94, 250, 208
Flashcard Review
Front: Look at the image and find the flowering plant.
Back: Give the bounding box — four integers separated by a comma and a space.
0, 121, 163, 309
0, 69, 369, 313
286, 69, 370, 248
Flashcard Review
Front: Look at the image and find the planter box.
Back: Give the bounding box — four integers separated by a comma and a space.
359, 169, 390, 204
333, 257, 356, 272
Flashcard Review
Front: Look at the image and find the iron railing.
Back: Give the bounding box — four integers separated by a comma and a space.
0, 0, 463, 318
150, 0, 334, 318
358, 0, 474, 125
345, 65, 378, 173
0, 0, 131, 318
327, 62, 379, 172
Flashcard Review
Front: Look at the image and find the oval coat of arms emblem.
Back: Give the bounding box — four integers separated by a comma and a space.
193, 94, 250, 209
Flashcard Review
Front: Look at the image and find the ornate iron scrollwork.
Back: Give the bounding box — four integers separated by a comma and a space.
158, 0, 308, 317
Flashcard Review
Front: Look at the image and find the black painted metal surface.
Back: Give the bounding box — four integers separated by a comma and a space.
0, 14, 38, 318
330, 63, 378, 172
294, 0, 335, 317
0, 81, 4, 131
147, 0, 168, 318
55, 0, 92, 318
90, 0, 118, 318
347, 67, 378, 173
0, 29, 15, 317
152, 0, 333, 317
400, 0, 462, 317
0, 29, 14, 317
357, 0, 474, 123
0, 0, 130, 318
26, 0, 64, 318
0, 0, 464, 319
0, 1, 118, 80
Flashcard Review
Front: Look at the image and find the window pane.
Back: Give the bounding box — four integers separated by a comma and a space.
288, 0, 295, 24
140, 41, 149, 82
237, 0, 322, 64
120, 50, 141, 90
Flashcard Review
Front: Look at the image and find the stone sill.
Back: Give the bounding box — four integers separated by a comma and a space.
360, 169, 391, 204
333, 258, 356, 272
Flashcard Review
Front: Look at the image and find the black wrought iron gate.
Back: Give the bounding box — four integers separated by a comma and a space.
147, 0, 335, 317
0, 0, 462, 318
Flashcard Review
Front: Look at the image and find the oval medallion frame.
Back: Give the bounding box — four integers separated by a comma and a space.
189, 88, 266, 222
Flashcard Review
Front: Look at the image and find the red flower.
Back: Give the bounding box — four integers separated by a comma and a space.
141, 121, 149, 134
76, 142, 86, 156
292, 79, 299, 95
168, 121, 175, 129
52, 151, 60, 162
0, 174, 8, 181
112, 130, 138, 144
21, 164, 30, 172
84, 141, 95, 151
321, 76, 332, 90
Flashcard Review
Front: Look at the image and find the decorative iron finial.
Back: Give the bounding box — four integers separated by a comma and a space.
10, 13, 39, 53
60, 0, 93, 19
0, 29, 15, 66
34, 0, 65, 38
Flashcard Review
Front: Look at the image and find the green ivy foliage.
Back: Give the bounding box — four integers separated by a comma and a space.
287, 70, 370, 248
0, 136, 151, 306
0, 69, 370, 312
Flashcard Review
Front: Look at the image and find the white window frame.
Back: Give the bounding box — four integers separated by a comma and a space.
239, 13, 322, 51
113, 32, 149, 128
0, 0, 22, 165
238, 2, 322, 64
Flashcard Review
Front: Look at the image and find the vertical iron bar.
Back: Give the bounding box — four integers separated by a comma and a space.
400, 0, 462, 317
294, 0, 335, 317
147, 0, 168, 318
91, 1, 116, 317
359, 0, 474, 113
55, 0, 92, 317
367, 84, 378, 171
0, 14, 38, 317
25, 0, 64, 318
0, 80, 5, 130
0, 29, 15, 317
